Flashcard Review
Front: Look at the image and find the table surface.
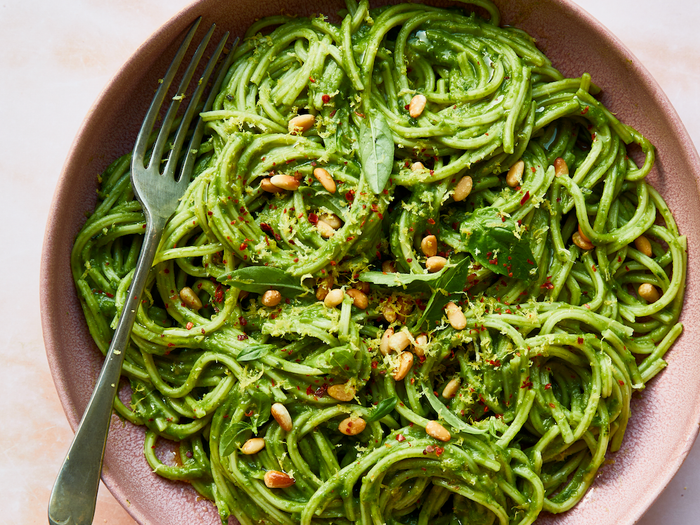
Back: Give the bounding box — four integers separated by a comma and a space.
1, 1, 698, 523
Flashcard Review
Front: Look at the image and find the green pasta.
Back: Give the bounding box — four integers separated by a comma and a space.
71, 1, 687, 523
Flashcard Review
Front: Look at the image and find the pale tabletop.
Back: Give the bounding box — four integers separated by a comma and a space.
1, 1, 698, 524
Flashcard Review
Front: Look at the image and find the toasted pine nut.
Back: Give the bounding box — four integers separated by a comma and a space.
638, 283, 660, 303
425, 420, 451, 442
572, 231, 594, 251
445, 301, 467, 330
323, 288, 345, 308
634, 235, 653, 257
577, 223, 591, 243
382, 303, 397, 323
396, 296, 413, 322
339, 416, 366, 436
261, 290, 282, 307
389, 331, 411, 353
393, 351, 414, 381
355, 281, 370, 294
261, 177, 284, 193
380, 328, 394, 356
346, 288, 369, 309
411, 161, 425, 171
316, 276, 334, 301
409, 94, 427, 118
264, 470, 295, 488
453, 175, 473, 202
270, 174, 300, 191
288, 114, 315, 134
442, 377, 461, 399
414, 333, 428, 356
179, 287, 203, 310
271, 403, 293, 431
554, 157, 569, 177
382, 260, 396, 273
313, 167, 336, 193
241, 437, 265, 455
317, 220, 336, 238
506, 160, 525, 187
421, 235, 438, 257
320, 213, 342, 229
327, 382, 356, 402
426, 256, 447, 273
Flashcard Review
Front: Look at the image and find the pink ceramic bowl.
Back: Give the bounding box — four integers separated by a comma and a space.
41, 1, 700, 524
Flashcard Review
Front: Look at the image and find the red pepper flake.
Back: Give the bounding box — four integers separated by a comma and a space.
322, 94, 330, 103
581, 106, 589, 115
308, 213, 319, 225
245, 410, 254, 417
237, 334, 248, 341
163, 268, 170, 274
238, 316, 247, 326
592, 264, 597, 272
520, 191, 530, 205
371, 361, 378, 369
435, 446, 444, 456
423, 445, 435, 455
521, 378, 533, 389
309, 76, 315, 83
577, 337, 584, 344
549, 402, 556, 409
186, 322, 194, 330
239, 242, 248, 251
396, 434, 406, 442
329, 109, 336, 118
345, 190, 355, 203
427, 218, 436, 225
619, 380, 625, 386
544, 383, 552, 390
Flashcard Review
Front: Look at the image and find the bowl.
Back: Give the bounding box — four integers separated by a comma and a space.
41, 0, 700, 524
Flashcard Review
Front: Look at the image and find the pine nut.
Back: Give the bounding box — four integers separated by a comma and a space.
396, 296, 413, 322
638, 283, 660, 303
179, 287, 203, 310
414, 333, 428, 356
426, 256, 447, 273
453, 175, 473, 202
339, 416, 366, 436
409, 94, 427, 118
421, 235, 438, 257
261, 177, 284, 193
382, 260, 396, 273
393, 351, 414, 381
271, 403, 293, 431
323, 288, 344, 308
346, 288, 369, 309
554, 157, 569, 177
241, 437, 265, 455
317, 220, 336, 238
389, 331, 411, 353
270, 174, 300, 191
316, 276, 333, 301
355, 281, 370, 294
320, 213, 343, 229
288, 114, 315, 134
380, 328, 394, 356
634, 235, 653, 257
445, 301, 467, 330
572, 231, 594, 251
313, 167, 336, 193
411, 161, 425, 171
442, 377, 461, 399
264, 470, 295, 488
382, 302, 397, 323
506, 160, 525, 187
425, 420, 451, 442
261, 290, 282, 307
327, 382, 356, 402
577, 223, 591, 243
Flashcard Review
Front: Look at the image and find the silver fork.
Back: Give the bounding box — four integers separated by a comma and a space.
48, 19, 236, 525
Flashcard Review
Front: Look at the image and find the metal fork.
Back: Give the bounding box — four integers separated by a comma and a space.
48, 19, 236, 525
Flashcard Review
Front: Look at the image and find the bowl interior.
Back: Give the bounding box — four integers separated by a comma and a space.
42, 1, 700, 524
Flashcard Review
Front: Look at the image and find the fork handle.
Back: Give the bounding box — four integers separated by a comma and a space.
48, 216, 166, 525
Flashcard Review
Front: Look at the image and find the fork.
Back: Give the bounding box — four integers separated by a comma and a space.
48, 19, 236, 525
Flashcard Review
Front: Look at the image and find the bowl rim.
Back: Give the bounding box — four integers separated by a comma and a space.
41, 0, 700, 524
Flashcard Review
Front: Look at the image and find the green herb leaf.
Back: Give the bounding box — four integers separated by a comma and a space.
366, 396, 398, 422
219, 421, 253, 456
416, 257, 472, 327
248, 390, 272, 433
358, 108, 395, 194
236, 344, 275, 362
219, 266, 308, 298
303, 345, 361, 380
459, 207, 536, 280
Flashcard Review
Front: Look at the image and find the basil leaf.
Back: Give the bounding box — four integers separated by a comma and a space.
366, 396, 398, 423
219, 266, 308, 298
248, 390, 272, 433
358, 108, 394, 194
236, 344, 275, 362
459, 207, 536, 281
304, 345, 361, 380
416, 257, 472, 327
219, 421, 252, 456
358, 267, 447, 291
421, 383, 485, 435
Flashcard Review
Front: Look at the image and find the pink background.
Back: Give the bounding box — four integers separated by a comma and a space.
3, 0, 699, 524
